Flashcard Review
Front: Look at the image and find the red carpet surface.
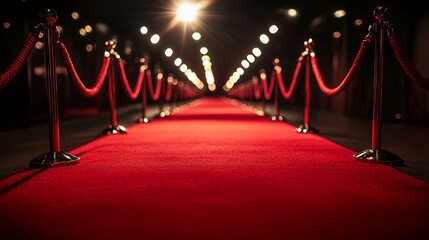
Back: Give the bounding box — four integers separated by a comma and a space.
0, 97, 428, 240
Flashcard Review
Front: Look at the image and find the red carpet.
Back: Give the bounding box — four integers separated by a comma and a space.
1, 97, 428, 240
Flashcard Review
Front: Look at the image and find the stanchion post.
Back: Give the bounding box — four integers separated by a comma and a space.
252, 76, 265, 116
297, 39, 319, 133
158, 70, 166, 117
353, 5, 402, 165
170, 78, 179, 113
170, 80, 176, 110
163, 74, 174, 117
259, 70, 267, 116
138, 58, 150, 123
29, 8, 80, 167
102, 40, 126, 135
260, 86, 266, 116
271, 59, 285, 121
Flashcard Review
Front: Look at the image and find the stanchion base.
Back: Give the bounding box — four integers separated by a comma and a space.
296, 124, 319, 134
137, 116, 152, 123
159, 110, 171, 118
29, 151, 80, 168
270, 115, 286, 122
255, 109, 265, 117
354, 148, 403, 166
102, 124, 127, 135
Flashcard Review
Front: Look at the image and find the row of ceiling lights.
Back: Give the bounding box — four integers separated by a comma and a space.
222, 24, 278, 92
140, 26, 205, 90
222, 8, 355, 92
136, 2, 221, 91
11, 4, 355, 92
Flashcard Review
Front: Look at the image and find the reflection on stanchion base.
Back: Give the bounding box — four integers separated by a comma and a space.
270, 115, 286, 122
354, 149, 404, 166
102, 124, 127, 135
296, 124, 319, 134
29, 151, 80, 168
255, 109, 265, 117
137, 116, 152, 123
159, 110, 171, 118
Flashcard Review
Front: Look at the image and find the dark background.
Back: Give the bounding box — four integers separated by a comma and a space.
1, 0, 429, 131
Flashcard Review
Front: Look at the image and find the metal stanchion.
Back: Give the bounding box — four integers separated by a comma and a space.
259, 70, 268, 116
30, 8, 80, 167
252, 76, 265, 116
271, 59, 285, 121
354, 5, 403, 165
297, 40, 319, 133
171, 78, 180, 113
138, 59, 150, 123
163, 74, 174, 117
158, 70, 166, 118
102, 41, 126, 135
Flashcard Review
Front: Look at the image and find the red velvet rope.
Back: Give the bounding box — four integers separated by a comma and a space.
253, 82, 261, 100
177, 83, 183, 99
0, 33, 39, 90
164, 81, 173, 102
145, 69, 162, 101
277, 57, 303, 100
261, 70, 275, 100
311, 39, 370, 96
117, 59, 145, 100
178, 83, 188, 99
57, 41, 110, 97
388, 34, 429, 90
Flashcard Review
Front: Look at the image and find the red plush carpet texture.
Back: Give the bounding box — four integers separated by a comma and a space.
1, 97, 428, 240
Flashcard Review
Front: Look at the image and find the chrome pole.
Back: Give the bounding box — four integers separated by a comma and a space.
271, 59, 284, 121
102, 41, 126, 134
354, 5, 402, 165
138, 63, 149, 123
30, 8, 79, 167
297, 40, 318, 133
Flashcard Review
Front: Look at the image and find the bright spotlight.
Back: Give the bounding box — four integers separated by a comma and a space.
200, 47, 208, 54
192, 32, 201, 40
259, 34, 269, 44
241, 60, 250, 69
174, 58, 182, 66
269, 25, 278, 34
232, 72, 240, 81
177, 3, 198, 22
334, 10, 346, 18
140, 26, 148, 35
247, 54, 255, 63
252, 47, 262, 57
179, 64, 188, 72
287, 9, 298, 18
164, 48, 173, 57
150, 34, 160, 44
